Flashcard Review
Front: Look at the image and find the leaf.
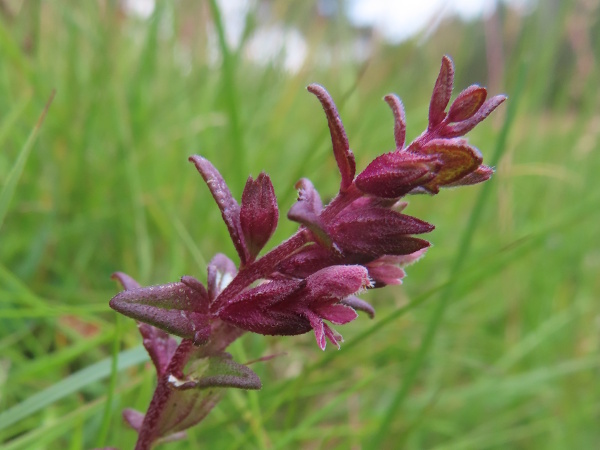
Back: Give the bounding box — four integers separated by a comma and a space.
307, 84, 356, 192
447, 85, 487, 123
189, 155, 249, 265
428, 55, 454, 129
419, 138, 483, 191
329, 208, 433, 257
384, 94, 407, 149
442, 94, 507, 138
109, 282, 211, 344
171, 352, 262, 391
355, 151, 439, 198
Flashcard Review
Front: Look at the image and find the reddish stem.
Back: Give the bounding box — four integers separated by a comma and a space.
135, 339, 195, 450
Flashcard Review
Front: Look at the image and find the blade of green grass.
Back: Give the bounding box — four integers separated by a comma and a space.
94, 313, 122, 448
0, 90, 54, 232
0, 345, 148, 433
207, 0, 246, 184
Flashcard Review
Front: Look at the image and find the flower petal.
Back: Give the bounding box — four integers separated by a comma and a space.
207, 253, 237, 302
314, 303, 358, 325
288, 178, 330, 246
304, 265, 371, 301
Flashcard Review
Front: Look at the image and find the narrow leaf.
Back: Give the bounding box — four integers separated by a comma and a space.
307, 84, 356, 192
428, 55, 454, 129
447, 85, 487, 123
442, 94, 507, 137
384, 94, 406, 149
189, 155, 248, 265
0, 90, 55, 232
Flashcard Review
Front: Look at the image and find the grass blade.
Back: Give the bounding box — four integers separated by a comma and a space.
0, 91, 55, 232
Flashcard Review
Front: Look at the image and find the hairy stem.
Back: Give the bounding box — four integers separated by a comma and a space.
135, 339, 195, 450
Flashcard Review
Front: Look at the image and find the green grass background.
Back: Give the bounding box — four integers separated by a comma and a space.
1, 1, 599, 448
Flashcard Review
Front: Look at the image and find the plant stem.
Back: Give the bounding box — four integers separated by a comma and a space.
134, 339, 195, 450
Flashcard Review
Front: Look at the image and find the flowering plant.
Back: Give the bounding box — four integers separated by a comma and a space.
110, 55, 505, 449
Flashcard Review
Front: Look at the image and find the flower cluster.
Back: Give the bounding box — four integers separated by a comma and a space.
109, 56, 505, 447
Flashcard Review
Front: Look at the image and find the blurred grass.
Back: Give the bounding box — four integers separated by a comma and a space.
1, 1, 599, 449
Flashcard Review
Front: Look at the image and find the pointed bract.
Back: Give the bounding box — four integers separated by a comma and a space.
189, 155, 249, 265
418, 138, 483, 192
329, 207, 434, 257
447, 85, 487, 123
240, 173, 279, 261
138, 322, 179, 376
109, 282, 211, 345
445, 164, 494, 187
340, 295, 375, 319
429, 55, 455, 129
112, 272, 179, 375
442, 94, 507, 138
112, 271, 141, 291
123, 408, 145, 432
384, 94, 407, 149
307, 84, 356, 192
169, 352, 261, 391
355, 151, 439, 198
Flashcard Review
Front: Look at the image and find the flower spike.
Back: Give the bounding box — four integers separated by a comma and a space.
110, 55, 505, 447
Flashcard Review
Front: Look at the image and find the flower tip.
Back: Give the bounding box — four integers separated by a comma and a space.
306, 83, 324, 94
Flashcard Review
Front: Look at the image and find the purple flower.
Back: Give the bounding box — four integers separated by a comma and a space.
109, 55, 505, 448
218, 265, 371, 350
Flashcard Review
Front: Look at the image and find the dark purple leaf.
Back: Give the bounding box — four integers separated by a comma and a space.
109, 282, 211, 344
355, 151, 439, 198
384, 94, 407, 149
442, 94, 507, 138
329, 208, 433, 257
447, 85, 487, 123
429, 55, 455, 129
189, 155, 249, 265
307, 84, 356, 192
